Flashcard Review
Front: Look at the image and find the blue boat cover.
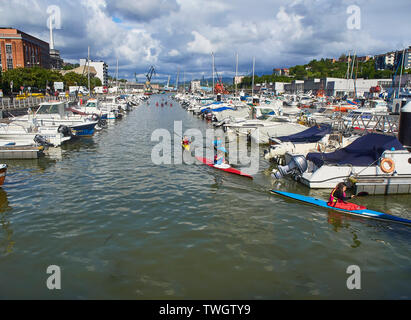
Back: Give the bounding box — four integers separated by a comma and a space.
307, 133, 405, 167
277, 125, 332, 143
210, 107, 235, 113
201, 106, 234, 113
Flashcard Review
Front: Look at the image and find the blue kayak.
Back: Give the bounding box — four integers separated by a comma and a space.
271, 190, 411, 226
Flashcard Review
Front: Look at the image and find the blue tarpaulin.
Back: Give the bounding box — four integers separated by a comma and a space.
200, 106, 234, 113
307, 133, 405, 167
210, 107, 235, 113
277, 125, 332, 143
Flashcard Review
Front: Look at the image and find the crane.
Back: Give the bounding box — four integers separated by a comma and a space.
145, 66, 156, 95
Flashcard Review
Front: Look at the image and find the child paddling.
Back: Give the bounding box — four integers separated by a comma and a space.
328, 183, 366, 211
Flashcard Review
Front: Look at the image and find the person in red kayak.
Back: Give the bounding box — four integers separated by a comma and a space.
328, 183, 366, 211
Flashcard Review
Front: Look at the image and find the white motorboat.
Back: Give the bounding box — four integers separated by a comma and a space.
272, 133, 411, 195
11, 101, 99, 137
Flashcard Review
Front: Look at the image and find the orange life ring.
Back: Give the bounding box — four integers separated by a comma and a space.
380, 158, 395, 174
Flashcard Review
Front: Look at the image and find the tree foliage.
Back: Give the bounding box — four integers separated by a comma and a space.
0, 67, 101, 94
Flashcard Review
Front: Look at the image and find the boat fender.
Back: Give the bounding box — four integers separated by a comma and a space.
380, 158, 395, 174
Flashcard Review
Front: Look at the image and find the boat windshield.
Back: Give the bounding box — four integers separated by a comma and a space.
86, 102, 97, 108
36, 103, 64, 115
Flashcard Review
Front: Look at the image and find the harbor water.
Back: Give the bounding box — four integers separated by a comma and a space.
0, 95, 410, 299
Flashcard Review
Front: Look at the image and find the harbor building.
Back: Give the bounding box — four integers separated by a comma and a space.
375, 47, 411, 70
80, 59, 109, 86
273, 68, 290, 76
375, 52, 396, 70
233, 76, 244, 86
0, 28, 50, 71
279, 77, 392, 97
190, 80, 201, 92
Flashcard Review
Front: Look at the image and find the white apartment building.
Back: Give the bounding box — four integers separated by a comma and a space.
405, 49, 411, 69
80, 59, 108, 86
190, 80, 201, 92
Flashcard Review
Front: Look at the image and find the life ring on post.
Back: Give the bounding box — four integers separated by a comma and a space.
380, 158, 395, 174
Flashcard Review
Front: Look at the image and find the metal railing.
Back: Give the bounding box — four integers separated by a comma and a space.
0, 95, 77, 110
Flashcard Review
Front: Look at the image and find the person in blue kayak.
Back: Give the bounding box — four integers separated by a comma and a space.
328, 183, 366, 211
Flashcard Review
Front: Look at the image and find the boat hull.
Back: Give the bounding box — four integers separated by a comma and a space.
0, 164, 7, 185
70, 122, 98, 137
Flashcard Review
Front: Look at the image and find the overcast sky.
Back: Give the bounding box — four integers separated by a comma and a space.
1, 0, 410, 82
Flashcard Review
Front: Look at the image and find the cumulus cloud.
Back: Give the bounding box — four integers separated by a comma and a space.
0, 0, 410, 80
105, 0, 179, 22
187, 31, 215, 54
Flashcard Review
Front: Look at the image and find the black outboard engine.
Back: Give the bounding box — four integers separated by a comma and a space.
98, 119, 107, 127
34, 134, 53, 147
272, 155, 308, 179
58, 125, 73, 137
91, 114, 100, 122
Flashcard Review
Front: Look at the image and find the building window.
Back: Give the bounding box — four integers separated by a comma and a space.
5, 44, 13, 70
7, 58, 13, 70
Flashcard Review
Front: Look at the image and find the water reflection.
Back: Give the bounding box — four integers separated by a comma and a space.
61, 137, 98, 153
0, 189, 13, 254
4, 157, 57, 174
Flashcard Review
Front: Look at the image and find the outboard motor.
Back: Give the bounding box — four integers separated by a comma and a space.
98, 119, 107, 127
91, 114, 100, 122
272, 155, 308, 179
58, 125, 73, 137
34, 134, 53, 147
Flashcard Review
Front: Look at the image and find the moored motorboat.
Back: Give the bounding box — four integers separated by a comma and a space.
272, 133, 411, 195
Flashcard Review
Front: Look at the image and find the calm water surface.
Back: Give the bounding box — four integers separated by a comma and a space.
0, 95, 410, 299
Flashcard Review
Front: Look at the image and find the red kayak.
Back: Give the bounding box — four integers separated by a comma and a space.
195, 157, 253, 179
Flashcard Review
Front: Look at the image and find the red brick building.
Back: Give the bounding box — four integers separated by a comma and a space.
0, 28, 50, 71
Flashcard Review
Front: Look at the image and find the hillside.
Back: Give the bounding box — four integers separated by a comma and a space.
240, 57, 397, 87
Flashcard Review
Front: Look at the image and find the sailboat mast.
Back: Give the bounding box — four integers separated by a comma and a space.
176, 69, 180, 92
87, 46, 90, 93
212, 52, 215, 96
252, 56, 255, 97
235, 52, 239, 97
116, 59, 119, 90
346, 52, 351, 80
350, 52, 356, 97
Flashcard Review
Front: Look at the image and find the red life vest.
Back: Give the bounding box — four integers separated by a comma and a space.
328, 188, 342, 206
328, 188, 366, 211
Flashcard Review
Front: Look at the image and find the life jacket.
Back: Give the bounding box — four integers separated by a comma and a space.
328, 188, 345, 206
